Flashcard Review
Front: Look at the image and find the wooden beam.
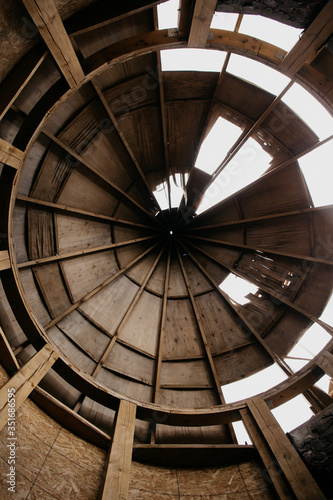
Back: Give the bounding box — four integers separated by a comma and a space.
16, 195, 154, 230
243, 397, 326, 500
280, 0, 333, 75
98, 399, 136, 500
21, 0, 85, 88
178, 0, 194, 38
317, 350, 333, 378
0, 327, 20, 374
188, 0, 217, 48
0, 250, 10, 271
0, 139, 24, 170
17, 236, 157, 269
0, 344, 58, 431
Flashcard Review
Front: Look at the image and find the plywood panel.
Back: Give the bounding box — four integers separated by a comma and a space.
125, 251, 159, 286
79, 275, 139, 335
57, 310, 110, 361
185, 247, 230, 284
182, 256, 212, 294
114, 225, 150, 246
168, 256, 188, 297
158, 388, 218, 408
17, 134, 50, 196
146, 256, 166, 295
56, 212, 112, 253
163, 299, 205, 359
118, 291, 162, 356
164, 71, 218, 101
160, 359, 212, 387
293, 264, 333, 317
28, 208, 54, 259
96, 367, 153, 402
191, 198, 241, 228
215, 345, 272, 385
313, 207, 333, 261
116, 241, 154, 269
19, 268, 51, 326
190, 242, 240, 269
13, 203, 28, 263
104, 342, 155, 385
33, 263, 72, 319
60, 250, 118, 302
195, 292, 251, 354
264, 311, 311, 357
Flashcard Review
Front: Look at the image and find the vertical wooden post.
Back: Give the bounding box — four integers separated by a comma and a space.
98, 399, 136, 500
241, 397, 326, 500
0, 344, 58, 431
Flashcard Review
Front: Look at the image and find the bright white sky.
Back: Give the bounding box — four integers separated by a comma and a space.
157, 2, 333, 442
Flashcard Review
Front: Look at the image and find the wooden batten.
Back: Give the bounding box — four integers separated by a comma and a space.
0, 139, 24, 170
0, 250, 10, 271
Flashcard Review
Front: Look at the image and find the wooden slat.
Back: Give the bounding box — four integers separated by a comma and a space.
280, 0, 333, 74
98, 399, 136, 500
188, 0, 216, 48
21, 0, 85, 88
0, 250, 10, 271
0, 344, 58, 431
245, 398, 326, 500
0, 139, 24, 170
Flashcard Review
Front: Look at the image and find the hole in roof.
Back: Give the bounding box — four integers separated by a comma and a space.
282, 83, 333, 140
286, 324, 331, 369
219, 274, 259, 305
222, 363, 287, 403
153, 173, 188, 210
299, 139, 333, 207
196, 137, 272, 214
161, 48, 227, 72
195, 117, 241, 174
211, 12, 238, 31
272, 395, 313, 433
232, 421, 252, 445
157, 0, 179, 30
239, 15, 302, 52
227, 54, 291, 95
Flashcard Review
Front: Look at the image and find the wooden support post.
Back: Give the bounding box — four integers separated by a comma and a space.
188, 0, 216, 48
0, 139, 24, 170
0, 344, 58, 431
241, 397, 326, 500
98, 399, 136, 500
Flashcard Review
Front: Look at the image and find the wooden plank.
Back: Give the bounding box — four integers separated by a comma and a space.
246, 397, 326, 500
0, 344, 58, 431
188, 0, 216, 48
21, 0, 85, 88
280, 0, 333, 74
317, 350, 333, 378
0, 250, 10, 271
0, 327, 20, 374
98, 399, 136, 500
0, 139, 24, 170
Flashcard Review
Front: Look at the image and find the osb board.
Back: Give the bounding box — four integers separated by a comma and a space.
129, 461, 179, 496
214, 344, 272, 385
238, 163, 311, 219
264, 310, 312, 357
16, 397, 60, 448
28, 208, 54, 259
0, 281, 27, 348
182, 256, 213, 294
0, 455, 33, 497
75, 10, 154, 59
118, 290, 162, 356
158, 387, 219, 408
79, 274, 139, 335
155, 423, 231, 446
57, 309, 110, 361
116, 105, 164, 176
12, 203, 28, 263
55, 212, 112, 253
163, 71, 219, 101
166, 100, 209, 170
159, 359, 213, 387
79, 396, 116, 435
104, 73, 159, 117
33, 263, 72, 320
60, 250, 119, 302
217, 73, 275, 121
168, 256, 188, 297
246, 214, 312, 256
47, 325, 97, 374
293, 263, 333, 317
56, 165, 120, 216
96, 366, 153, 402
104, 341, 155, 385
19, 268, 52, 326
194, 292, 252, 355
125, 248, 163, 288
16, 134, 51, 196
163, 299, 206, 359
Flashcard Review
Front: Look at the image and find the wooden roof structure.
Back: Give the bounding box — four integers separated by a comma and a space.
0, 0, 333, 485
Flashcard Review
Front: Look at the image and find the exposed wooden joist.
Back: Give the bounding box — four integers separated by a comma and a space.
243, 397, 326, 500
41, 129, 160, 223
280, 0, 333, 75
0, 250, 10, 271
178, 0, 194, 38
98, 399, 136, 500
44, 241, 161, 330
21, 0, 85, 88
0, 327, 20, 374
0, 139, 24, 170
0, 344, 58, 431
188, 0, 217, 48
17, 236, 156, 269
0, 47, 47, 121
16, 195, 154, 230
187, 234, 333, 267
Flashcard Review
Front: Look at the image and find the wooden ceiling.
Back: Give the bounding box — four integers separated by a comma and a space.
0, 0, 332, 444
